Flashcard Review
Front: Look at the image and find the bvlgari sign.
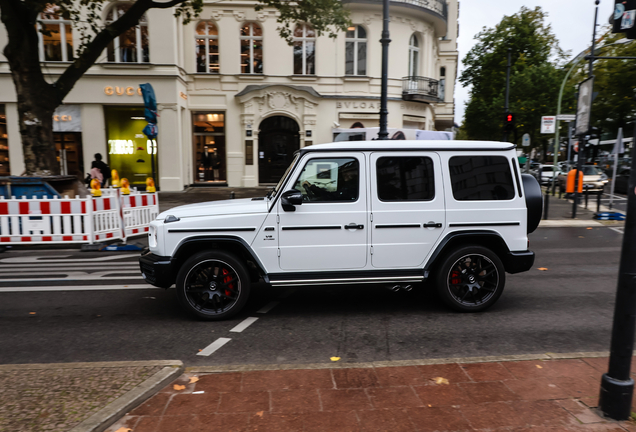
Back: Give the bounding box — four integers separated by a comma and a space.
53, 105, 81, 132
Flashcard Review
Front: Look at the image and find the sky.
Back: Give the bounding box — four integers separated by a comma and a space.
454, 0, 616, 125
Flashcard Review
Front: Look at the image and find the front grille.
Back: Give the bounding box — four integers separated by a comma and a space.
140, 261, 156, 284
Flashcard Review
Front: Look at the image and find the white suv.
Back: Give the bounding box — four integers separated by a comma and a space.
140, 141, 542, 320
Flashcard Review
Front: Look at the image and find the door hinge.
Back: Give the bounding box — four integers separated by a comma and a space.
370, 213, 373, 222
277, 249, 281, 257
276, 215, 280, 223
370, 246, 374, 255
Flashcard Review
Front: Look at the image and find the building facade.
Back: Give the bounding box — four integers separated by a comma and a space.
0, 0, 458, 190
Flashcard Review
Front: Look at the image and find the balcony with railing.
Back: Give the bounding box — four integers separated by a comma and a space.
402, 76, 439, 103
342, 0, 448, 27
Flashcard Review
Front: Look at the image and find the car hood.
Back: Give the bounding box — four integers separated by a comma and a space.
157, 198, 270, 219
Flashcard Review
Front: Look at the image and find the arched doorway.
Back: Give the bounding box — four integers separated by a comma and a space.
258, 116, 300, 184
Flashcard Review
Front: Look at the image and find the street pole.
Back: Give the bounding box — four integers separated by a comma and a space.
503, 48, 511, 142
378, 0, 390, 140
599, 117, 636, 420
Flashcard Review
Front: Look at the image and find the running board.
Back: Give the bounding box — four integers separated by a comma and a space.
268, 274, 426, 287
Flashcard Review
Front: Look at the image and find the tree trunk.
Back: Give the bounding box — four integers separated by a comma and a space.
18, 100, 59, 176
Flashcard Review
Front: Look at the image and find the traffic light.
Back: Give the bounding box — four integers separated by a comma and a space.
503, 112, 515, 133
612, 0, 636, 39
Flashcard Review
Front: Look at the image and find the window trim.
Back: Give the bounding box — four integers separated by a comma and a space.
291, 156, 360, 204
105, 4, 149, 64
196, 21, 219, 73
293, 24, 316, 76
408, 34, 419, 77
37, 10, 73, 62
376, 156, 436, 202
240, 22, 263, 74
345, 25, 367, 76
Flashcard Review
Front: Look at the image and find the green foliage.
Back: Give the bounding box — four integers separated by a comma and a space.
459, 6, 571, 156
255, 0, 351, 44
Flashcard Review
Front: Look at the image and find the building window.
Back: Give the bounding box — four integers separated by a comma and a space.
38, 5, 73, 62
408, 34, 419, 77
293, 24, 315, 75
439, 67, 446, 100
345, 25, 366, 76
106, 4, 149, 63
240, 23, 263, 74
196, 21, 219, 73
193, 112, 226, 183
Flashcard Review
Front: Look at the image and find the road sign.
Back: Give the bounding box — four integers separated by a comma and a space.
557, 114, 576, 121
575, 77, 594, 136
522, 133, 531, 147
541, 116, 556, 134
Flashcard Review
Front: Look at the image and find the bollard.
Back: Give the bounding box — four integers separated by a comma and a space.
597, 191, 602, 213
585, 187, 589, 209
230, 191, 235, 199
543, 191, 550, 220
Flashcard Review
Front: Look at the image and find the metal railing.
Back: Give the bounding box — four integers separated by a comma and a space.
342, 0, 447, 20
402, 76, 439, 101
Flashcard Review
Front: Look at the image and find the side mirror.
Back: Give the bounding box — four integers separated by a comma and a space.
281, 189, 303, 212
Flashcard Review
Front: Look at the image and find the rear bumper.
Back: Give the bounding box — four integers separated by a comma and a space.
139, 248, 175, 288
504, 250, 535, 274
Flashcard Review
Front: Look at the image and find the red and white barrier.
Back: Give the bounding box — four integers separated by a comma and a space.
0, 191, 158, 245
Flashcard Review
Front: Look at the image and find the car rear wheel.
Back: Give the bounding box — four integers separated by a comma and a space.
435, 246, 505, 312
176, 251, 250, 320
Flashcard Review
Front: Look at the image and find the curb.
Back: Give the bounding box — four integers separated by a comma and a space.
185, 350, 615, 374
12, 360, 186, 432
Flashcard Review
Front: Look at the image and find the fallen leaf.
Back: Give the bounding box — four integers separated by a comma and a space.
173, 384, 186, 391
428, 404, 432, 407
114, 428, 132, 432
536, 365, 543, 369
198, 349, 202, 352
586, 227, 593, 230
256, 411, 264, 417
189, 377, 199, 384
433, 377, 449, 385
330, 357, 341, 362
29, 312, 36, 315
537, 268, 548, 271
579, 236, 585, 238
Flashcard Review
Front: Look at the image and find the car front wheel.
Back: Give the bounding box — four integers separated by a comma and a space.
435, 246, 505, 312
176, 251, 250, 320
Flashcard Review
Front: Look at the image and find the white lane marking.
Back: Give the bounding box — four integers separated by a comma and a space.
0, 276, 144, 282
0, 285, 152, 292
229, 317, 259, 333
610, 227, 624, 234
0, 263, 139, 269
0, 267, 139, 273
0, 254, 138, 264
197, 337, 231, 356
257, 301, 280, 314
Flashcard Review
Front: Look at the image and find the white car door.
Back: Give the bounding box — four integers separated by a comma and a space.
369, 152, 445, 268
277, 153, 368, 271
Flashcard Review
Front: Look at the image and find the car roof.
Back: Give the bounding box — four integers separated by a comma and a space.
301, 140, 515, 153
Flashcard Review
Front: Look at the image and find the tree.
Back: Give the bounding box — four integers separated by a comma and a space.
459, 6, 574, 160
0, 0, 350, 175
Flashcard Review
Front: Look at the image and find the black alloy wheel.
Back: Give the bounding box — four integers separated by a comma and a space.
176, 251, 250, 320
435, 246, 505, 312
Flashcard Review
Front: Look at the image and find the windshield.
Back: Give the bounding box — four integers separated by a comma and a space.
541, 166, 557, 173
269, 154, 299, 198
582, 166, 601, 175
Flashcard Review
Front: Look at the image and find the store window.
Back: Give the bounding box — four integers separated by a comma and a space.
0, 105, 9, 176
196, 21, 219, 73
105, 106, 157, 189
408, 34, 419, 77
38, 5, 73, 62
240, 23, 263, 74
193, 112, 226, 183
106, 4, 149, 63
293, 24, 315, 75
345, 25, 366, 76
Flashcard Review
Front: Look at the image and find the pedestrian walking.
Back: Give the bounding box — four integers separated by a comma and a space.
93, 153, 111, 188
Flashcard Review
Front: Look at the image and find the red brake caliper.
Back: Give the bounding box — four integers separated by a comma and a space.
450, 271, 462, 285
222, 268, 233, 296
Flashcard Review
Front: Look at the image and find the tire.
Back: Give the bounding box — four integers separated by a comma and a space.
176, 250, 251, 320
435, 245, 505, 312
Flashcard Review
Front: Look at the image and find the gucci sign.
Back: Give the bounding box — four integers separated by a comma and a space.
105, 86, 143, 96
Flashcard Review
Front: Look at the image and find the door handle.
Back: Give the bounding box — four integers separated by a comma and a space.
345, 223, 364, 230
423, 222, 442, 228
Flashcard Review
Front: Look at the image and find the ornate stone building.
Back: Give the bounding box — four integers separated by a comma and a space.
0, 0, 458, 190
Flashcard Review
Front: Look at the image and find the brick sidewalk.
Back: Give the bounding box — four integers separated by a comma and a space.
107, 356, 636, 432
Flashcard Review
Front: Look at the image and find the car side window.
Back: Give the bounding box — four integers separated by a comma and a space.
293, 158, 359, 202
376, 156, 435, 201
449, 156, 515, 201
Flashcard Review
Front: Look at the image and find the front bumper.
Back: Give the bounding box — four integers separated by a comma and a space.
139, 248, 176, 288
503, 250, 535, 274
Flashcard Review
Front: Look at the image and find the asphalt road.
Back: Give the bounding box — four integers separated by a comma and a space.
0, 226, 624, 366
